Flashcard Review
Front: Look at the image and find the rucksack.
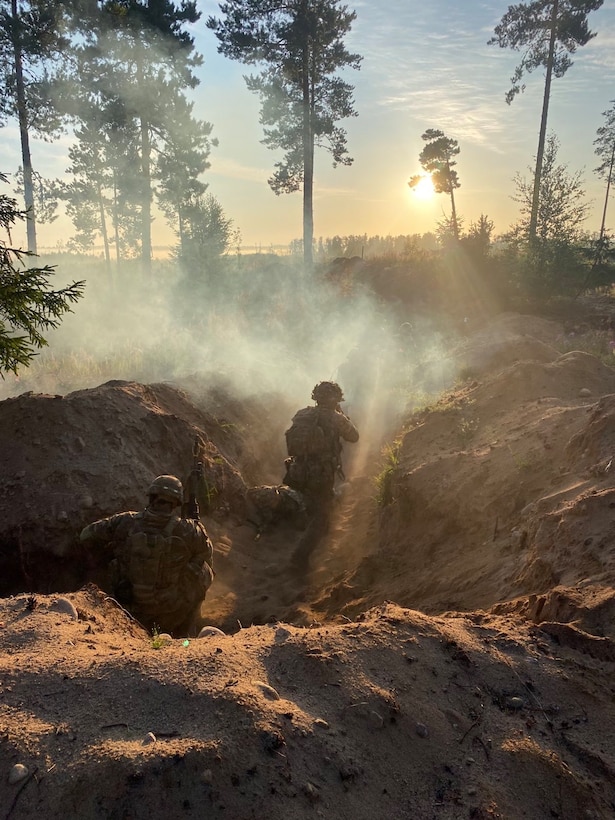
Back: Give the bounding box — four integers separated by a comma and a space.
111, 515, 188, 612
285, 407, 331, 458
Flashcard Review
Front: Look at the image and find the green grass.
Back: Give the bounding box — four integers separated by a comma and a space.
374, 439, 402, 506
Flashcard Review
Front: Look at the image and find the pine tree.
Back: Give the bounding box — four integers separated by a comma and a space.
0, 172, 83, 373
409, 129, 461, 241
0, 0, 71, 252
593, 100, 615, 252
65, 0, 211, 276
207, 0, 361, 268
488, 0, 603, 242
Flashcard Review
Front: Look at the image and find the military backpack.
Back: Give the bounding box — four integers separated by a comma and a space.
285, 407, 333, 459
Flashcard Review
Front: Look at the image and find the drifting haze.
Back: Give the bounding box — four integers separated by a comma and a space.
0, 254, 459, 471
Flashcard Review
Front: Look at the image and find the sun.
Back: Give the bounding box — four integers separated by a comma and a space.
412, 174, 435, 200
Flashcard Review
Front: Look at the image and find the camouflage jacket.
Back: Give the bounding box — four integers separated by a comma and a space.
291, 405, 359, 456
284, 406, 359, 497
80, 509, 214, 617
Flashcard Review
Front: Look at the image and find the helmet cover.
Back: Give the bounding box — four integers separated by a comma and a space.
147, 475, 183, 505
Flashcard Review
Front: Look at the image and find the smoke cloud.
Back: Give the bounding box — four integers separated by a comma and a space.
1, 252, 458, 480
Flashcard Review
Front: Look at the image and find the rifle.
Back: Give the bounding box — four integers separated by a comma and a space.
186, 436, 204, 521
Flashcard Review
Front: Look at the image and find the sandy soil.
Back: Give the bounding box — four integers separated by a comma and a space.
2, 310, 615, 819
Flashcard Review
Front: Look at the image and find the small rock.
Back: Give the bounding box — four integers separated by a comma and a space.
510, 529, 523, 548
198, 626, 226, 638
50, 598, 78, 620
142, 732, 156, 745
339, 762, 360, 782
579, 388, 592, 397
415, 722, 429, 738
56, 510, 69, 523
261, 729, 285, 753
202, 769, 213, 785
467, 786, 478, 795
275, 627, 291, 643
8, 763, 29, 785
302, 782, 320, 802
79, 495, 93, 509
506, 696, 525, 710
313, 718, 329, 730
253, 681, 280, 700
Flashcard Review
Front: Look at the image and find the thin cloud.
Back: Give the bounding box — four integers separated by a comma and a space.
209, 157, 269, 184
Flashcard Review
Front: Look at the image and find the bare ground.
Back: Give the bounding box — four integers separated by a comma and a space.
2, 310, 615, 819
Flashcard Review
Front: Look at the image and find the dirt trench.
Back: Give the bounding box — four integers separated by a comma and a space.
5, 310, 615, 639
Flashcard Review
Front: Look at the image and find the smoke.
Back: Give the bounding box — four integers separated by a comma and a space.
0, 253, 459, 468
2, 8, 465, 476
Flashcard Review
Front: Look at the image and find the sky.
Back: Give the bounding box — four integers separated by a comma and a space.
2, 0, 615, 251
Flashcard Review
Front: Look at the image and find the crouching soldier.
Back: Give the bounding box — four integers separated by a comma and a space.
245, 484, 308, 537
80, 475, 214, 637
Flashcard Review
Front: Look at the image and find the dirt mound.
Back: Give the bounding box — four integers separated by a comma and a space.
1, 589, 614, 820
323, 341, 615, 624
4, 309, 615, 818
0, 380, 246, 594
451, 312, 563, 377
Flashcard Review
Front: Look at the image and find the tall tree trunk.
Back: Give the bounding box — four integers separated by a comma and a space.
597, 139, 615, 246
448, 160, 459, 241
96, 181, 112, 286
302, 42, 313, 269
113, 170, 121, 277
136, 55, 152, 276
178, 198, 185, 255
11, 0, 37, 254
529, 0, 559, 242
140, 114, 152, 276
575, 138, 614, 298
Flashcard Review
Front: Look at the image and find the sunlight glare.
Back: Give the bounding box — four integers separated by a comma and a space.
412, 175, 435, 200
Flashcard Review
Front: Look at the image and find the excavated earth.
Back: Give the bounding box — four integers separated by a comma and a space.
1, 311, 615, 819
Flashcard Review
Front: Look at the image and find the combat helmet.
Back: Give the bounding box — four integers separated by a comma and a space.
147, 475, 183, 505
311, 381, 344, 405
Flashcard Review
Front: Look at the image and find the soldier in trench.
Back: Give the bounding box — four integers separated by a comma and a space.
283, 381, 359, 572
79, 475, 214, 637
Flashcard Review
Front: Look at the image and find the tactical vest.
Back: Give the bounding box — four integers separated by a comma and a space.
112, 516, 189, 614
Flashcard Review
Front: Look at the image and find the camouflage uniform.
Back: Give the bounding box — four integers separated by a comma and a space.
245, 484, 307, 532
284, 382, 359, 571
283, 405, 359, 499
80, 506, 213, 636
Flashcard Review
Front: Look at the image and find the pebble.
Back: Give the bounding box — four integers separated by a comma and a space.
253, 681, 280, 700
579, 388, 592, 397
202, 769, 213, 784
302, 782, 320, 802
506, 696, 525, 710
142, 732, 156, 745
313, 718, 329, 730
50, 598, 78, 620
8, 763, 29, 785
198, 626, 226, 638
275, 627, 291, 643
415, 722, 429, 738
